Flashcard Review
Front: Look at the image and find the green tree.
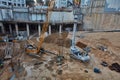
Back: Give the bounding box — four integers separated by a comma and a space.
45, 0, 50, 6
26, 0, 35, 7
37, 0, 43, 3
36, 0, 44, 5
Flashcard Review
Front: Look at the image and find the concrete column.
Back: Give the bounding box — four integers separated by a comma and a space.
1, 26, 5, 34
72, 23, 77, 47
15, 23, 18, 35
59, 24, 62, 33
26, 24, 30, 37
49, 25, 51, 35
0, 23, 5, 33
38, 24, 41, 36
9, 24, 12, 34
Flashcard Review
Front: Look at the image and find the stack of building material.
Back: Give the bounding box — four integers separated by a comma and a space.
76, 41, 87, 49
109, 63, 120, 73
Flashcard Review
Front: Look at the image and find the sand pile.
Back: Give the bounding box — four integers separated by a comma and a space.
44, 32, 71, 48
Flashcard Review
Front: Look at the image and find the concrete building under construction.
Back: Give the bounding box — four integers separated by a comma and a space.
0, 0, 82, 38
0, 0, 120, 80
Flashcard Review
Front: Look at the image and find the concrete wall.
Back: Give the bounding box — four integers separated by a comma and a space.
49, 11, 74, 23
0, 7, 74, 23
83, 13, 120, 31
1, 9, 13, 20
14, 12, 28, 21
82, 0, 120, 31
13, 7, 28, 12
55, 0, 68, 8
0, 10, 2, 20
31, 14, 46, 21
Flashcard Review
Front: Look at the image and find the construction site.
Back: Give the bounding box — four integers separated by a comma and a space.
0, 0, 120, 80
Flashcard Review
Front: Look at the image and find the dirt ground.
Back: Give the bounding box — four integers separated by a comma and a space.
73, 32, 120, 64
1, 31, 120, 80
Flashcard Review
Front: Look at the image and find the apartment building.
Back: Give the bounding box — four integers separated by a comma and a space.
0, 0, 26, 7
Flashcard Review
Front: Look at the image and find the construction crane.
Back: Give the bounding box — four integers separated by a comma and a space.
70, 23, 90, 62
25, 0, 55, 55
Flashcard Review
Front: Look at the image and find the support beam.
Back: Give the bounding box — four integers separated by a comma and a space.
59, 24, 62, 33
38, 24, 41, 36
9, 24, 12, 34
0, 23, 5, 33
1, 26, 5, 34
15, 23, 18, 35
72, 23, 77, 47
26, 24, 30, 37
49, 25, 51, 35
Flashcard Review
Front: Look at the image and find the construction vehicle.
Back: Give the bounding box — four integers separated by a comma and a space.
25, 0, 55, 55
70, 23, 90, 62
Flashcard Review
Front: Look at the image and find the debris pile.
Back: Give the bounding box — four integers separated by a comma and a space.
76, 41, 87, 49
109, 63, 120, 73
44, 32, 71, 48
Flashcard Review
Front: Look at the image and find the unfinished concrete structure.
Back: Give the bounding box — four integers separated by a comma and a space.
0, 0, 82, 38
0, 0, 26, 7
81, 0, 120, 31
0, 0, 120, 80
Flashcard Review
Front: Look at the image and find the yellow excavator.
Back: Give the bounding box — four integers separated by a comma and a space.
25, 0, 55, 55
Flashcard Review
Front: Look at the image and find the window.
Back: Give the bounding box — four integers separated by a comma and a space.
2, 1, 7, 5
22, 4, 24, 7
8, 2, 12, 6
14, 3, 16, 6
18, 4, 20, 6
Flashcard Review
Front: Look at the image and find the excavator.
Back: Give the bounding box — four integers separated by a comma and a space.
25, 0, 55, 56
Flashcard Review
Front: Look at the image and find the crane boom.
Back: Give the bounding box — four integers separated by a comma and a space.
37, 0, 55, 54
25, 0, 55, 54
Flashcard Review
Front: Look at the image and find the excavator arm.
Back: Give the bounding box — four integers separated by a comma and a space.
37, 0, 55, 54
25, 0, 55, 54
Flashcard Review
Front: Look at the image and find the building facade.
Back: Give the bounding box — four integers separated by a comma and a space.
55, 0, 68, 8
0, 6, 76, 37
82, 0, 120, 31
0, 0, 83, 38
0, 0, 26, 7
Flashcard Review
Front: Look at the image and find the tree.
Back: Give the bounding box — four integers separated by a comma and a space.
45, 0, 50, 6
37, 0, 43, 3
26, 0, 35, 7
36, 0, 44, 5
